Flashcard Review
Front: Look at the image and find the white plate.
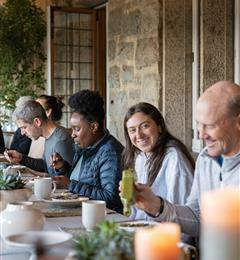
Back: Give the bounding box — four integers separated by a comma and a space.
44, 196, 89, 206
59, 227, 87, 242
4, 231, 72, 248
117, 220, 158, 232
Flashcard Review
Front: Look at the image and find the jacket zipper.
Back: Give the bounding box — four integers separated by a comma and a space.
219, 171, 223, 188
219, 172, 222, 182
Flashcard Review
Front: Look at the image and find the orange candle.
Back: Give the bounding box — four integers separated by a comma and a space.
135, 222, 181, 260
201, 188, 240, 260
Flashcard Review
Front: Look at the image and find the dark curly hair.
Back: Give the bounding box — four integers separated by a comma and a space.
37, 94, 64, 121
69, 89, 105, 129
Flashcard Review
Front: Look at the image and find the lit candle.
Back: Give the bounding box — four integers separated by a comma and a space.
135, 222, 181, 260
201, 188, 240, 260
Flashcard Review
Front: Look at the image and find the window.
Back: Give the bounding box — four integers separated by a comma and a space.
47, 6, 106, 127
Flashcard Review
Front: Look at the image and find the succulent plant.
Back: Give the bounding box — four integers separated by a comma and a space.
75, 220, 134, 260
0, 169, 26, 190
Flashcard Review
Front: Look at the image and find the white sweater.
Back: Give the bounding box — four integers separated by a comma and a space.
131, 147, 194, 220
156, 147, 240, 237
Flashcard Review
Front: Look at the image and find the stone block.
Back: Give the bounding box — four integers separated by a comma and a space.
142, 74, 160, 102
109, 66, 120, 89
117, 42, 134, 60
122, 65, 134, 84
129, 89, 141, 101
109, 91, 127, 116
135, 38, 159, 69
109, 40, 116, 61
122, 9, 141, 36
108, 8, 123, 36
141, 3, 160, 35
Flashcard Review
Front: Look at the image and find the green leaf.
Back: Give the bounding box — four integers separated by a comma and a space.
0, 0, 46, 115
74, 220, 134, 260
0, 169, 26, 190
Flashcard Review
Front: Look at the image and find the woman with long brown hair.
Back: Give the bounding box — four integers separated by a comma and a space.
122, 102, 194, 220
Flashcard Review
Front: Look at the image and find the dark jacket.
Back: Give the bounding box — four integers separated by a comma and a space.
10, 128, 31, 155
67, 130, 123, 213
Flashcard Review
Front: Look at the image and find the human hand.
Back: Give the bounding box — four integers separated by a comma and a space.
49, 152, 64, 169
4, 149, 22, 164
134, 183, 162, 216
52, 175, 70, 189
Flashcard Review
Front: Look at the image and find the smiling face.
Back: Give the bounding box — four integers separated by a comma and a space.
196, 98, 240, 157
126, 112, 161, 154
16, 118, 42, 140
70, 112, 97, 148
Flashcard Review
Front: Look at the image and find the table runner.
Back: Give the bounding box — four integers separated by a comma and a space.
32, 201, 116, 218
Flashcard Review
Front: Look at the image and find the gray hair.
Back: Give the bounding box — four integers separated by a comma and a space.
15, 96, 34, 107
13, 100, 48, 123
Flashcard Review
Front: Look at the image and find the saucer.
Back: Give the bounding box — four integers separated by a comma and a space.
44, 196, 89, 207
4, 231, 72, 248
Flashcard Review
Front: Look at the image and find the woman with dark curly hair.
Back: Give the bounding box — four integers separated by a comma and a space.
52, 89, 123, 212
121, 102, 194, 220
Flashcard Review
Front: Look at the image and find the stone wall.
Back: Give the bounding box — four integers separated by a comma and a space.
200, 0, 234, 91
107, 0, 234, 150
107, 0, 193, 148
162, 0, 192, 148
108, 0, 162, 144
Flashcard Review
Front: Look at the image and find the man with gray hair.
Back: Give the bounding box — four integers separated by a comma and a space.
5, 100, 73, 176
10, 96, 34, 154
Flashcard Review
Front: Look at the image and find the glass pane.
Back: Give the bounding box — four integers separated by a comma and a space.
80, 31, 92, 46
72, 47, 80, 62
73, 30, 80, 45
67, 13, 80, 29
55, 46, 67, 61
55, 79, 67, 95
80, 63, 92, 78
79, 47, 92, 62
80, 14, 91, 29
54, 28, 67, 45
79, 80, 92, 89
54, 63, 66, 78
54, 11, 66, 27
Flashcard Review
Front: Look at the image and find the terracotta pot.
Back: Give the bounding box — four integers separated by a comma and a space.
0, 188, 32, 211
0, 201, 45, 238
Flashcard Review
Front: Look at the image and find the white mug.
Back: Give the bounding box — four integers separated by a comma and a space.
34, 177, 56, 200
82, 200, 106, 231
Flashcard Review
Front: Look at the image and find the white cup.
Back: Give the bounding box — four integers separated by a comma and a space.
82, 200, 106, 231
34, 177, 56, 200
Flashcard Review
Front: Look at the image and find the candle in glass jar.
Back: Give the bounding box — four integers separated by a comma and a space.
201, 188, 240, 260
135, 222, 181, 260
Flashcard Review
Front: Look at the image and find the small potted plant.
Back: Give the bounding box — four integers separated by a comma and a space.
74, 220, 135, 260
0, 169, 32, 211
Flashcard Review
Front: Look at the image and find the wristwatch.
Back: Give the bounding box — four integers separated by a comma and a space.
147, 197, 164, 218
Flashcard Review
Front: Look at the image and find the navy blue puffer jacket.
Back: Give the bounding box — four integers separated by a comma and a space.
68, 130, 123, 213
